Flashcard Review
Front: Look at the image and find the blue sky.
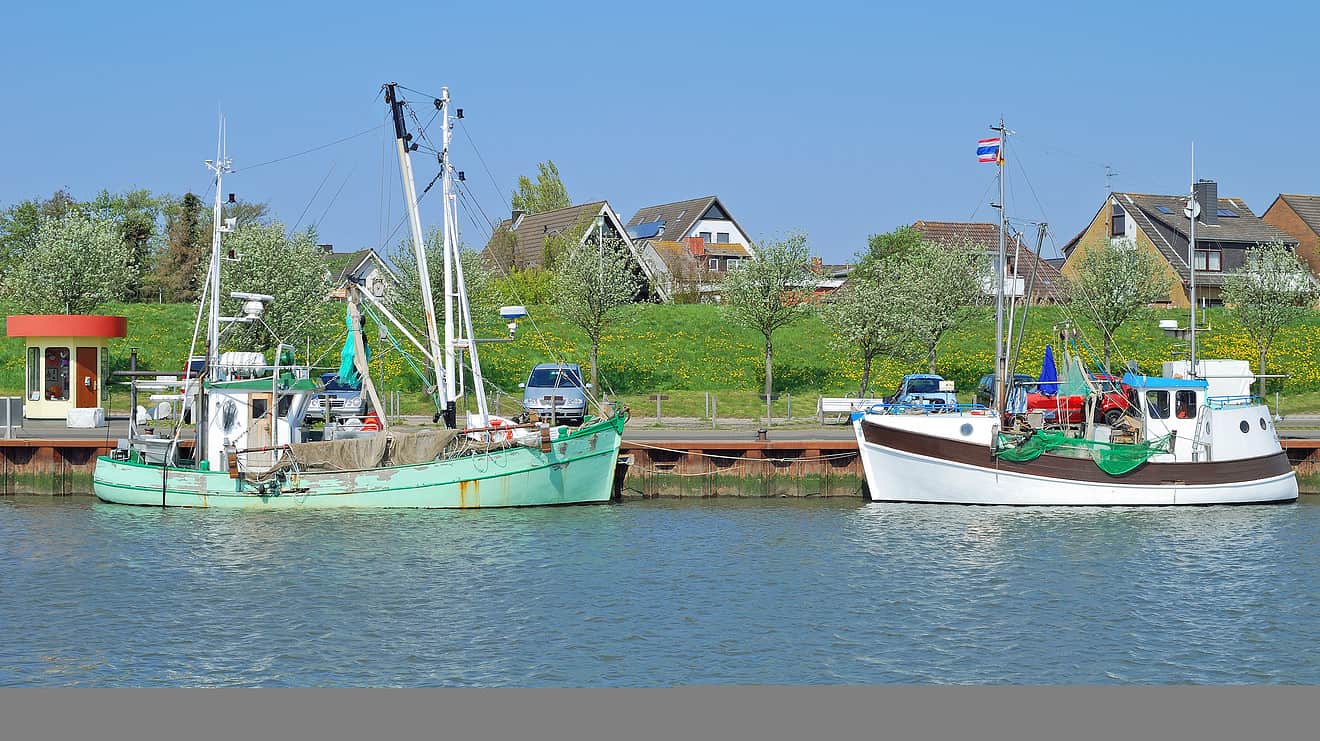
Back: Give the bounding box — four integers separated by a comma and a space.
3, 1, 1316, 262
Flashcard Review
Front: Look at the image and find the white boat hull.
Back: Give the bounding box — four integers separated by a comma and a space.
855, 416, 1298, 506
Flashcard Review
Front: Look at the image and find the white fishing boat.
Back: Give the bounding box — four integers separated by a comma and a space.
853, 124, 1297, 506
94, 83, 628, 508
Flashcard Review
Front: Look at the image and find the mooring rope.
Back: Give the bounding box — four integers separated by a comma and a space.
625, 440, 858, 464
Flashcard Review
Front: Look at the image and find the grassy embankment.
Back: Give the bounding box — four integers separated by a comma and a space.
3, 302, 1319, 420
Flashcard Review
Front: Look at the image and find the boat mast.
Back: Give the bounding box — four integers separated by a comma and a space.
200, 118, 232, 461
438, 89, 491, 424
992, 118, 1008, 417
385, 82, 449, 423
1188, 143, 1198, 375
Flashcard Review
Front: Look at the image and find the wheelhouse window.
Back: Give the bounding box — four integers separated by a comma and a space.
1111, 203, 1125, 237
1194, 249, 1222, 271
44, 347, 70, 401
1175, 390, 1197, 419
1145, 390, 1170, 419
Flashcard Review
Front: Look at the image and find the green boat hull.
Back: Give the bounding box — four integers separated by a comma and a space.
93, 414, 626, 509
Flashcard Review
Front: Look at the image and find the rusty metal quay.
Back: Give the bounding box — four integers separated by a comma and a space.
2, 417, 1318, 496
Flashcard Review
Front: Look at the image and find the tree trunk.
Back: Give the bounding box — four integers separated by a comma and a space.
1259, 345, 1268, 394
859, 355, 873, 397
764, 338, 773, 400
926, 342, 938, 374
590, 338, 600, 391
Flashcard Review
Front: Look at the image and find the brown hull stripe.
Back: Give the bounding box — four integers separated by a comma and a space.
860, 420, 1293, 485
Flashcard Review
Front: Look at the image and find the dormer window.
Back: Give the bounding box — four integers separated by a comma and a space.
1111, 203, 1125, 237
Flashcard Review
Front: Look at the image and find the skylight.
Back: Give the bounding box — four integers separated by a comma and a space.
1217, 208, 1239, 218
1155, 205, 1173, 214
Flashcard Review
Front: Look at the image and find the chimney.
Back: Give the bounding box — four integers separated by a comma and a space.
1194, 179, 1218, 226
511, 209, 527, 230
317, 243, 334, 254
810, 256, 824, 273
687, 236, 706, 257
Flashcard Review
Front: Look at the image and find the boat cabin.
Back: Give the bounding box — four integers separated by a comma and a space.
200, 350, 317, 470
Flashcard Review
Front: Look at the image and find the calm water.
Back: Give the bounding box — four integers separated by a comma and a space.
2, 495, 1319, 686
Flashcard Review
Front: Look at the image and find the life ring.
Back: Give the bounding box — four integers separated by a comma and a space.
488, 417, 514, 442
361, 412, 382, 432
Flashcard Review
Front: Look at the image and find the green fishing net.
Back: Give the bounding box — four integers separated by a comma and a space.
994, 430, 1175, 476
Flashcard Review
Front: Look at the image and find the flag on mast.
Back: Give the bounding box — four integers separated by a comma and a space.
977, 137, 1003, 164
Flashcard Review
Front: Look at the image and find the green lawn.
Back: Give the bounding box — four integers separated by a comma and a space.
6, 301, 1320, 416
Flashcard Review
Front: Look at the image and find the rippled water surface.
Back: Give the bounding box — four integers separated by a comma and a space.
2, 495, 1319, 686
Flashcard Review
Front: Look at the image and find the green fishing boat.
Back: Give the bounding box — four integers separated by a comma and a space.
94, 82, 628, 509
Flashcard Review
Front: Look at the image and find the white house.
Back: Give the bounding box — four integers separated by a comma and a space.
624, 196, 755, 302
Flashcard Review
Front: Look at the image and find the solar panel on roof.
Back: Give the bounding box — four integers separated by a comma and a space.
626, 220, 665, 240
1155, 205, 1173, 214
1217, 208, 1239, 217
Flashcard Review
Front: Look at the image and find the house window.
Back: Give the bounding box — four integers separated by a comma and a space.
716, 232, 730, 243
1194, 249, 1222, 271
27, 347, 39, 401
1146, 390, 1170, 420
699, 231, 712, 242
1111, 203, 1125, 237
708, 257, 720, 270
726, 258, 739, 270
44, 347, 70, 401
1175, 390, 1197, 420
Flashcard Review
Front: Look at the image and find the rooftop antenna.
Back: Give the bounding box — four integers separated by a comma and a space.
1104, 164, 1120, 192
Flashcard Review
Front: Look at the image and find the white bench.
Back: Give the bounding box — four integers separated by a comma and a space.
817, 397, 887, 424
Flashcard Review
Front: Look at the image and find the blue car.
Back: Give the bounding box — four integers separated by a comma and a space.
884, 374, 958, 407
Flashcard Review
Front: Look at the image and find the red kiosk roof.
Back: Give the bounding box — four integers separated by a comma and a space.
6, 315, 128, 338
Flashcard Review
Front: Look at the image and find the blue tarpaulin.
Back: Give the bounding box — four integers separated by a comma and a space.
1038, 344, 1059, 396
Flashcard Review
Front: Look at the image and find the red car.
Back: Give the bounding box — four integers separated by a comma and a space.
978, 373, 1134, 425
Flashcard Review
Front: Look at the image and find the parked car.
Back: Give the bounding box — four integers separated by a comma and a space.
520, 363, 590, 425
974, 373, 1036, 408
306, 372, 366, 422
883, 374, 957, 407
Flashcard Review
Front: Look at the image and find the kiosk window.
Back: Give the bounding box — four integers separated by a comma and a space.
44, 347, 70, 401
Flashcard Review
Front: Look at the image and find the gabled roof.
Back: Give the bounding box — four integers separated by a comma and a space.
323, 248, 397, 284
910, 220, 1064, 301
1273, 194, 1320, 235
624, 195, 754, 251
481, 201, 610, 270
1111, 192, 1296, 286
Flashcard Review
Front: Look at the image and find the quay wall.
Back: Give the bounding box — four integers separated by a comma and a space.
1, 437, 1317, 497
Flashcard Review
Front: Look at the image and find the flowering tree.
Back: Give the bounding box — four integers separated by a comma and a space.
1, 210, 132, 313
1221, 242, 1319, 381
1066, 237, 1171, 375
902, 239, 990, 373
821, 265, 920, 396
721, 232, 814, 398
216, 223, 334, 352
388, 228, 499, 333
554, 236, 640, 390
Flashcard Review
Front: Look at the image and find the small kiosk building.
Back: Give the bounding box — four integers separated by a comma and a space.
5, 315, 127, 420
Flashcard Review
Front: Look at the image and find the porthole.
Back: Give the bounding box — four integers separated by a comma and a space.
1239, 420, 1250, 434
960, 423, 974, 437
1259, 417, 1268, 430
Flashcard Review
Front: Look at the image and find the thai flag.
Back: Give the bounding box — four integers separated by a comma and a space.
977, 137, 1002, 163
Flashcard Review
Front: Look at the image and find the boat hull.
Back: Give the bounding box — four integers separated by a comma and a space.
855, 417, 1298, 506
93, 415, 626, 509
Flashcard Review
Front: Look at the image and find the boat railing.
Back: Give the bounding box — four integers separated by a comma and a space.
1206, 395, 1263, 410
863, 402, 996, 416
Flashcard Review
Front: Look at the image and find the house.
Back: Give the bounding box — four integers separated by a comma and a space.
1260, 194, 1320, 274
321, 245, 397, 299
1060, 181, 1298, 307
624, 196, 755, 302
910, 220, 1065, 303
808, 258, 853, 302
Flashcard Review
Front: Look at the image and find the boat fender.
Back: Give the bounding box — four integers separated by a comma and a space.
225, 441, 240, 479
539, 424, 552, 453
